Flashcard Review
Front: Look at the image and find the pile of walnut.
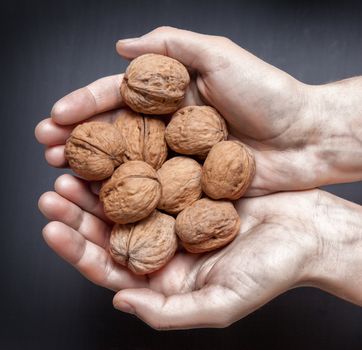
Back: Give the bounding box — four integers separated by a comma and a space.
65, 53, 256, 275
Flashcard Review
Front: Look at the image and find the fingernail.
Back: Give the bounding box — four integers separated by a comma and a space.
117, 38, 139, 45
114, 301, 135, 314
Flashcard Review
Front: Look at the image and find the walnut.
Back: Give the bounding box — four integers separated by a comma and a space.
120, 54, 190, 114
201, 141, 255, 200
114, 110, 167, 169
99, 161, 161, 224
157, 157, 202, 215
165, 106, 228, 158
109, 210, 177, 275
176, 198, 240, 253
64, 122, 124, 181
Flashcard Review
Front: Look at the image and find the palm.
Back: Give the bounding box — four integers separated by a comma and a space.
186, 74, 312, 195
148, 194, 308, 299
39, 175, 313, 310
39, 180, 316, 329
123, 192, 315, 329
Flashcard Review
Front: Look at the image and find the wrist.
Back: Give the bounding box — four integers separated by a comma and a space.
302, 82, 362, 186
301, 191, 362, 305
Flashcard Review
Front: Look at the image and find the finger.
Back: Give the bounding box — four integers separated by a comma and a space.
181, 79, 205, 106
38, 191, 109, 248
45, 145, 67, 167
116, 26, 234, 73
113, 285, 240, 330
35, 118, 73, 146
54, 174, 109, 222
51, 74, 124, 125
42, 221, 147, 291
234, 197, 269, 233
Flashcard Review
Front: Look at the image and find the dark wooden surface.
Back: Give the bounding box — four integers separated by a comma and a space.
1, 0, 361, 349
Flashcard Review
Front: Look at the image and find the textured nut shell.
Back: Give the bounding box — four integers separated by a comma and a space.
165, 106, 228, 158
114, 110, 167, 169
202, 141, 256, 200
120, 54, 190, 114
65, 122, 125, 180
157, 157, 202, 214
176, 198, 240, 253
109, 210, 177, 275
99, 161, 161, 224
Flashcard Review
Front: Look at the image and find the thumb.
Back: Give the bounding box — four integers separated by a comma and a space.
113, 286, 240, 330
116, 26, 233, 73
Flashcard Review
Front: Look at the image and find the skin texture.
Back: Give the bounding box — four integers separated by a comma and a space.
35, 27, 362, 195
35, 27, 362, 329
38, 175, 362, 329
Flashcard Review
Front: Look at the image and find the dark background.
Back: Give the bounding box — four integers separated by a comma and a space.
1, 0, 361, 349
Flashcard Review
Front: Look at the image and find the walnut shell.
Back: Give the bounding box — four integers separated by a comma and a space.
99, 161, 161, 224
114, 110, 167, 169
176, 198, 240, 253
157, 157, 202, 215
201, 141, 255, 200
64, 122, 125, 181
109, 210, 177, 275
165, 106, 228, 158
120, 53, 190, 114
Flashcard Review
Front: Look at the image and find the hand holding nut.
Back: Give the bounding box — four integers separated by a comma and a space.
61, 54, 257, 276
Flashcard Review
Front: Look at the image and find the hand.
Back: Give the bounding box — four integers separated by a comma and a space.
38, 175, 362, 329
35, 27, 362, 196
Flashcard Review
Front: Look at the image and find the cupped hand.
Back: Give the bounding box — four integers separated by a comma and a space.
35, 26, 362, 330
39, 174, 362, 330
35, 26, 325, 196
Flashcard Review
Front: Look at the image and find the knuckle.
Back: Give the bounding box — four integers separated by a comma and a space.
216, 35, 232, 45
154, 25, 177, 34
